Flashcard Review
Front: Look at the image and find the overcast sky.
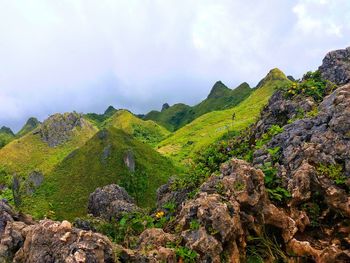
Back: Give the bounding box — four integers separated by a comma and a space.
0, 0, 350, 131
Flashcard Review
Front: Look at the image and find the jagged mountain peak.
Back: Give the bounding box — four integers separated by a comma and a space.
256, 68, 287, 88
0, 126, 14, 136
104, 105, 117, 115
207, 81, 231, 99
17, 117, 40, 137
161, 103, 170, 111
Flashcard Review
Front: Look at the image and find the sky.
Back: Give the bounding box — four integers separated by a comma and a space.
0, 0, 350, 131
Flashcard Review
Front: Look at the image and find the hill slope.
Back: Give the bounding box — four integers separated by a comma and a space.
143, 81, 252, 131
157, 69, 291, 163
0, 126, 15, 149
16, 117, 40, 138
0, 113, 98, 177
23, 127, 177, 220
105, 110, 171, 146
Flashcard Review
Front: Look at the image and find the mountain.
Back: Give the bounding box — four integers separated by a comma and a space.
157, 68, 291, 163
85, 105, 117, 127
143, 81, 252, 131
0, 126, 15, 149
16, 117, 40, 138
105, 109, 170, 146
22, 127, 177, 220
0, 112, 98, 177
2, 47, 350, 263
143, 103, 194, 132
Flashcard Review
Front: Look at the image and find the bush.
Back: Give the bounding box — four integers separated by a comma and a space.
282, 70, 336, 102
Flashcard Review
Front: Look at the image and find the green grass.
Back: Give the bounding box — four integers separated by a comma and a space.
144, 103, 194, 132
22, 127, 178, 220
143, 82, 252, 131
105, 110, 171, 146
85, 105, 117, 128
16, 117, 40, 138
0, 132, 14, 149
0, 119, 98, 177
157, 69, 291, 163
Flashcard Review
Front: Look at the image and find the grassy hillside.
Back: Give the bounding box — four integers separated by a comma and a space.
0, 126, 15, 149
144, 81, 252, 131
144, 103, 194, 132
16, 117, 40, 138
0, 119, 98, 177
106, 110, 171, 146
192, 81, 252, 117
157, 69, 291, 163
23, 127, 178, 220
85, 105, 117, 127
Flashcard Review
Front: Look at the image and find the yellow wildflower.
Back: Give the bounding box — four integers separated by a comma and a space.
156, 211, 165, 218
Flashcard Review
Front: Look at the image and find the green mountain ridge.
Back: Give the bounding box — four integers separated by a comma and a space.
143, 81, 253, 131
16, 117, 40, 138
157, 68, 291, 163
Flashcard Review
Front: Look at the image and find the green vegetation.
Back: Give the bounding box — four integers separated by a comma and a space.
316, 163, 346, 185
22, 127, 177, 220
158, 69, 291, 164
144, 81, 252, 131
85, 105, 117, 127
0, 119, 97, 177
246, 227, 288, 263
262, 162, 291, 203
144, 103, 194, 132
282, 70, 336, 102
105, 110, 171, 146
16, 117, 40, 138
0, 126, 15, 148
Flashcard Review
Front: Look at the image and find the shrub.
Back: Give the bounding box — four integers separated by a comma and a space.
282, 70, 336, 102
316, 163, 346, 185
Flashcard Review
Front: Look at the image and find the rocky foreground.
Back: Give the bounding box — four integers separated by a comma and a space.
1, 47, 350, 262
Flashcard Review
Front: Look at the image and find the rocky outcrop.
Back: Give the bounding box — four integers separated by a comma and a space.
39, 112, 90, 147
13, 220, 115, 263
319, 46, 350, 86
254, 90, 316, 138
118, 228, 177, 262
0, 200, 115, 263
25, 171, 44, 195
156, 177, 190, 209
88, 184, 139, 220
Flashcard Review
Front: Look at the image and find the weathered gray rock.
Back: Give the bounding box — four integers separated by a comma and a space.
88, 184, 139, 220
25, 171, 44, 195
39, 112, 90, 147
156, 177, 190, 209
123, 150, 135, 173
319, 46, 350, 85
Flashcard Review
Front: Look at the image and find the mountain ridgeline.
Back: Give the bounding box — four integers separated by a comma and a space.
1, 47, 350, 262
143, 80, 252, 131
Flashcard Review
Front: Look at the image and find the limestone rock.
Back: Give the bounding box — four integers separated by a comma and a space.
88, 184, 139, 220
319, 46, 350, 85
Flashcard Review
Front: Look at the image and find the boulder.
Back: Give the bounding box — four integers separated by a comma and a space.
88, 184, 139, 220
